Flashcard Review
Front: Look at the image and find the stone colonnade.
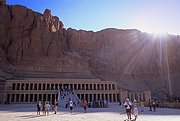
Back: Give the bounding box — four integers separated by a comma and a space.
3, 79, 119, 103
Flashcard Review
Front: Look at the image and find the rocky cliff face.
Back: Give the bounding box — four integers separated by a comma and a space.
66, 28, 180, 99
0, 3, 89, 73
1, 3, 180, 99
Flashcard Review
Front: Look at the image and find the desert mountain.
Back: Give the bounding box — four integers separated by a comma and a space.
0, 2, 180, 100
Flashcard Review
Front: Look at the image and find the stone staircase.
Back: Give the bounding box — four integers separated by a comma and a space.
58, 89, 81, 108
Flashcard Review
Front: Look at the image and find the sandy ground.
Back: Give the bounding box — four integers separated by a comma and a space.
0, 104, 180, 121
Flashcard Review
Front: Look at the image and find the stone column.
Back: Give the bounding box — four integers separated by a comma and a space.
19, 83, 21, 91
110, 84, 112, 90
92, 84, 94, 90
72, 84, 74, 90
100, 93, 102, 100
80, 84, 82, 90
23, 94, 25, 102
85, 84, 87, 90
13, 94, 16, 102
115, 93, 117, 102
50, 94, 52, 103
107, 84, 109, 90
28, 94, 30, 102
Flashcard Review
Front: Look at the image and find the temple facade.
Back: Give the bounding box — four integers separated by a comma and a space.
0, 78, 151, 104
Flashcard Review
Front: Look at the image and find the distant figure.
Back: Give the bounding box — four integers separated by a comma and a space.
140, 100, 145, 112
132, 99, 139, 120
69, 100, 74, 113
124, 98, 132, 120
152, 100, 156, 112
83, 100, 87, 113
119, 101, 121, 106
37, 101, 41, 115
148, 99, 152, 111
42, 101, 46, 115
44, 101, 50, 116
65, 101, 68, 108
54, 99, 58, 114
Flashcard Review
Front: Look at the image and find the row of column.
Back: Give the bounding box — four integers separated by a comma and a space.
6, 93, 120, 103
11, 83, 116, 91
6, 93, 58, 103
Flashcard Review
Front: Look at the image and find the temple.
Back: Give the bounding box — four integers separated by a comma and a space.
0, 77, 151, 104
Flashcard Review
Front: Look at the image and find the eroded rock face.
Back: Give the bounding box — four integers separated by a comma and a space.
1, 3, 180, 99
0, 3, 89, 73
66, 28, 180, 99
0, 4, 66, 63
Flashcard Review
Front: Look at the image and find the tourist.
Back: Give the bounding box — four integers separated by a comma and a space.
124, 98, 132, 120
42, 101, 45, 115
83, 100, 87, 113
69, 100, 73, 113
44, 101, 50, 116
37, 101, 41, 115
140, 100, 145, 112
54, 99, 58, 114
152, 100, 156, 112
132, 99, 139, 120
65, 101, 68, 108
119, 101, 121, 106
148, 99, 152, 111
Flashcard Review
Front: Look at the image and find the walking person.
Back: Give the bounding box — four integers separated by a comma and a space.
83, 100, 87, 113
54, 99, 58, 114
124, 98, 132, 120
42, 101, 46, 115
44, 101, 50, 116
69, 100, 74, 113
132, 99, 139, 120
152, 100, 156, 112
140, 100, 145, 112
148, 99, 152, 111
37, 101, 41, 115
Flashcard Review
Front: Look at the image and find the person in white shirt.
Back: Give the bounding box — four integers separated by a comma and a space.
132, 99, 139, 120
124, 98, 132, 120
44, 101, 50, 116
69, 100, 73, 113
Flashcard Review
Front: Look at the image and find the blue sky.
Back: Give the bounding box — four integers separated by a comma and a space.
7, 0, 180, 35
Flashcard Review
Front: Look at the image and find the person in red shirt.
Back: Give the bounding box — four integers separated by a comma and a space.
83, 100, 87, 113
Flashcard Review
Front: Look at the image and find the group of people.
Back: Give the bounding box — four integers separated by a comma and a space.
37, 101, 51, 116
36, 99, 86, 115
69, 100, 87, 113
148, 99, 157, 112
123, 99, 138, 121
123, 98, 158, 121
87, 100, 109, 108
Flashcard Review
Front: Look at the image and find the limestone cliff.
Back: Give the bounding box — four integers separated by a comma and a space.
66, 28, 180, 99
1, 3, 180, 100
0, 3, 89, 73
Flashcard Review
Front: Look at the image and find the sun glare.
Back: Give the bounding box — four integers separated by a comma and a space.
152, 31, 167, 38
